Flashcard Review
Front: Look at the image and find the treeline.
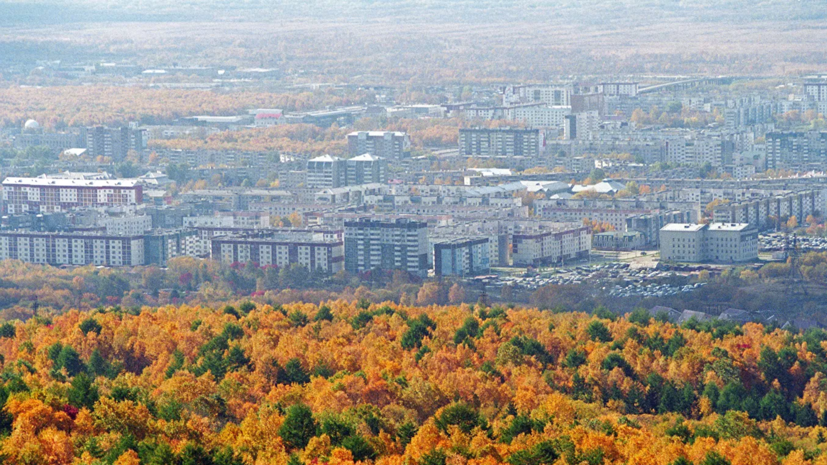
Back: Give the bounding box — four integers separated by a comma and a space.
0, 86, 374, 129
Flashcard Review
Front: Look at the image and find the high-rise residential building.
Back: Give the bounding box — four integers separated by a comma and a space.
344, 218, 429, 277
306, 155, 346, 189
144, 229, 200, 266
766, 132, 827, 169
1, 177, 143, 214
0, 231, 145, 266
805, 82, 827, 102
433, 238, 490, 277
563, 111, 599, 140
347, 131, 410, 159
346, 154, 387, 185
659, 223, 758, 263
85, 126, 146, 161
459, 127, 543, 157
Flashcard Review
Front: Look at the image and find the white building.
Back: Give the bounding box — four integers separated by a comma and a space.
599, 82, 639, 97
347, 131, 410, 159
2, 177, 142, 214
512, 224, 591, 267
503, 84, 573, 106
211, 232, 344, 274
659, 223, 758, 263
0, 231, 144, 266
102, 215, 152, 236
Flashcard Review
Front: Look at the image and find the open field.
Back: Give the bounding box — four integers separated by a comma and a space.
2, 16, 827, 84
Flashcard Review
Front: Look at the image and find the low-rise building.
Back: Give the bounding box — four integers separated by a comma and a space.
659, 223, 758, 263
592, 231, 645, 250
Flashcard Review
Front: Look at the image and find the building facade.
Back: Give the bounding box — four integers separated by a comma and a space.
0, 231, 144, 266
85, 126, 146, 161
103, 215, 153, 236
659, 223, 758, 263
2, 177, 143, 214
211, 232, 344, 274
344, 218, 429, 277
306, 155, 346, 189
433, 238, 490, 277
459, 128, 543, 158
144, 229, 200, 265
346, 154, 387, 185
347, 131, 410, 159
512, 225, 591, 266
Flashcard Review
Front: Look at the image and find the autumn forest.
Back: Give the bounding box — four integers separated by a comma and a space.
0, 293, 826, 465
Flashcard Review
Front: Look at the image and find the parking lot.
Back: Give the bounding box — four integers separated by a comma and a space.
481, 262, 704, 295
760, 233, 827, 252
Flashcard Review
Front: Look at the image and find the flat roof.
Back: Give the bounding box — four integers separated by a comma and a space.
2, 177, 140, 188
707, 222, 752, 231
661, 223, 706, 232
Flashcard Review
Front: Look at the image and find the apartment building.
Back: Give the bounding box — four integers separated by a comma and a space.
344, 218, 429, 277
712, 190, 817, 231
102, 215, 152, 236
0, 231, 144, 266
347, 131, 410, 159
306, 155, 346, 189
144, 229, 200, 265
2, 177, 143, 214
211, 231, 344, 274
459, 127, 543, 158
598, 82, 639, 97
85, 126, 146, 161
805, 82, 827, 102
502, 84, 572, 106
512, 224, 591, 267
433, 238, 490, 277
765, 132, 827, 169
183, 212, 271, 229
346, 154, 388, 185
660, 223, 758, 263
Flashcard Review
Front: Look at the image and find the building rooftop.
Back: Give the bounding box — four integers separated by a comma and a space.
348, 131, 406, 137
2, 177, 139, 188
308, 154, 344, 163
349, 153, 384, 161
707, 222, 752, 231
661, 223, 706, 232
